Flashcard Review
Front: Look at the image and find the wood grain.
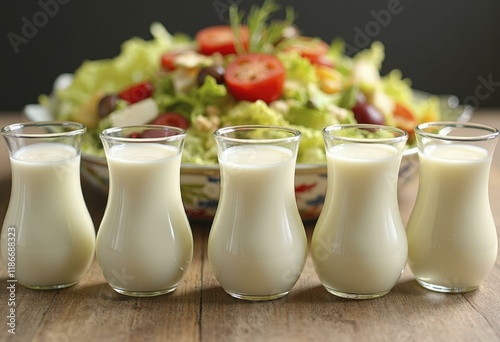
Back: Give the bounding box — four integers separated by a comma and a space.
0, 110, 499, 341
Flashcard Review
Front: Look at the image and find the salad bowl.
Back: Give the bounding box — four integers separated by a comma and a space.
24, 93, 472, 220
21, 4, 474, 220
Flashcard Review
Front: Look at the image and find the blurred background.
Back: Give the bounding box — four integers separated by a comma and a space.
1, 0, 499, 112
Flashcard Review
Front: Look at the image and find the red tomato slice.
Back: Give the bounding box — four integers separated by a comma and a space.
224, 53, 285, 103
195, 25, 249, 55
160, 51, 181, 71
151, 112, 190, 130
118, 81, 154, 104
286, 37, 332, 66
393, 103, 417, 139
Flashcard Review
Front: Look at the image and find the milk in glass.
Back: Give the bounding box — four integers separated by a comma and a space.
312, 124, 408, 300
96, 143, 193, 296
407, 144, 497, 291
208, 142, 307, 301
1, 143, 95, 288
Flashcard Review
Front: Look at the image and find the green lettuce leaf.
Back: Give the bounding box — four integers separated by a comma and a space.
221, 100, 289, 126
52, 23, 186, 121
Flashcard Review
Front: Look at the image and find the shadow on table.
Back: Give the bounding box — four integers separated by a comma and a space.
57, 280, 203, 308
198, 277, 473, 312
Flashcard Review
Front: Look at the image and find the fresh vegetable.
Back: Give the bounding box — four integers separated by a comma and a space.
39, 0, 442, 164
195, 25, 249, 55
161, 51, 182, 70
197, 65, 225, 86
152, 112, 190, 129
229, 0, 295, 54
97, 94, 118, 118
285, 37, 333, 67
351, 92, 385, 125
224, 53, 285, 103
352, 101, 385, 125
119, 81, 154, 104
393, 102, 417, 142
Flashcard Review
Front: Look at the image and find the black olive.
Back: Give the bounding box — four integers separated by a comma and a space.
97, 94, 118, 118
197, 65, 225, 87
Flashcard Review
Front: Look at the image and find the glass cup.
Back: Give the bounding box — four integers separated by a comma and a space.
208, 125, 307, 301
311, 124, 408, 299
1, 121, 96, 289
96, 125, 193, 297
407, 122, 499, 293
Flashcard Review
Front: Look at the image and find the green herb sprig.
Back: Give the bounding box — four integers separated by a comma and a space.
229, 0, 296, 54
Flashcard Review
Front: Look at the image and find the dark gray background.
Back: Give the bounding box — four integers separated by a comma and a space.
1, 0, 500, 111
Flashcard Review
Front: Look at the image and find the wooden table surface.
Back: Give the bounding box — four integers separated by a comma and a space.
1, 110, 499, 342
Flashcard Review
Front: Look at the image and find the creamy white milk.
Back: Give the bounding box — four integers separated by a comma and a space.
407, 144, 497, 290
208, 145, 307, 298
312, 143, 407, 296
1, 143, 95, 288
96, 143, 193, 295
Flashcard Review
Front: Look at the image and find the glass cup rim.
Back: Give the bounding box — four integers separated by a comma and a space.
322, 124, 408, 144
416, 121, 500, 142
1, 121, 86, 138
100, 125, 187, 143
213, 125, 302, 144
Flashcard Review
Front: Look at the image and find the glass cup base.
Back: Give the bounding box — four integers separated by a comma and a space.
225, 289, 289, 301
21, 281, 79, 290
416, 279, 478, 293
111, 285, 177, 297
323, 286, 390, 300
